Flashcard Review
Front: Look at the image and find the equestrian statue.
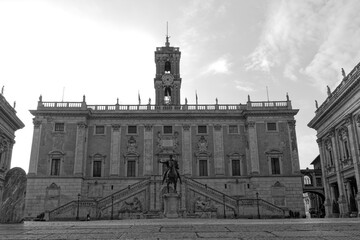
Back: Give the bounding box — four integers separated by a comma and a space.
159, 155, 182, 193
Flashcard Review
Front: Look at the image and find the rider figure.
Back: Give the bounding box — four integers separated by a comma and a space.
159, 155, 180, 184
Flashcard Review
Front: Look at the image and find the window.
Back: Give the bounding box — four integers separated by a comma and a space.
267, 122, 277, 131
229, 125, 239, 134
93, 161, 102, 177
54, 123, 65, 132
232, 159, 241, 176
50, 158, 60, 176
127, 125, 137, 134
127, 160, 136, 177
199, 160, 208, 176
198, 125, 207, 134
343, 139, 350, 159
95, 125, 105, 135
163, 126, 173, 134
271, 157, 281, 175
304, 176, 312, 185
316, 178, 322, 187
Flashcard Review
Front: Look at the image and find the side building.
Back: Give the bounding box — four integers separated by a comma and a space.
25, 38, 304, 219
0, 91, 25, 205
308, 62, 360, 217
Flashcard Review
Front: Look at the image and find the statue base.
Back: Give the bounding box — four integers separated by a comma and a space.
163, 193, 180, 218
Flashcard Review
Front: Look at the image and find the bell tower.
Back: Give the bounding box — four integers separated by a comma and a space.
154, 30, 181, 105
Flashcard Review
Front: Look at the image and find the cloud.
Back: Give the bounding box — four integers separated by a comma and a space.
245, 0, 360, 89
202, 55, 232, 75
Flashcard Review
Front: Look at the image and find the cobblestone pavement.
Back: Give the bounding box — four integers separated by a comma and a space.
1, 218, 360, 240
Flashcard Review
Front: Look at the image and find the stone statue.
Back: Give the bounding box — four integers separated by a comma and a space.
159, 155, 181, 193
342, 68, 346, 78
327, 86, 331, 96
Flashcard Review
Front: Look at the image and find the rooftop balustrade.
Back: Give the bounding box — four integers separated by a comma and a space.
37, 100, 293, 112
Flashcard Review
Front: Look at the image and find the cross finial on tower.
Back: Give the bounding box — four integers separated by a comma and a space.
165, 22, 170, 47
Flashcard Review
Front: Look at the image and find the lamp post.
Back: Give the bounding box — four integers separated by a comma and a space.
223, 194, 226, 219
256, 192, 260, 219
344, 179, 351, 214
76, 193, 81, 220
111, 195, 114, 220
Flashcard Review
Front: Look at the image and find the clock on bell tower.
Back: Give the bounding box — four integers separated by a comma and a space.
154, 34, 181, 105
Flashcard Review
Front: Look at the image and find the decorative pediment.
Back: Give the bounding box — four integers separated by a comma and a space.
265, 149, 283, 156
272, 181, 285, 188
47, 183, 60, 190
48, 150, 65, 157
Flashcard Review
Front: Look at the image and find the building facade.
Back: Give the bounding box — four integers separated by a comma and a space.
308, 62, 360, 217
25, 38, 304, 220
0, 91, 25, 206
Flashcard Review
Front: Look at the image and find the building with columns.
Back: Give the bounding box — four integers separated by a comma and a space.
25, 38, 304, 220
308, 62, 360, 217
0, 91, 25, 206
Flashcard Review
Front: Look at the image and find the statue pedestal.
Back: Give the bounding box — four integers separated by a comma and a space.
163, 193, 180, 218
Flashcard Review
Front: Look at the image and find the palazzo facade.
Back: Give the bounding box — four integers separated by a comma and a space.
25, 38, 304, 220
0, 92, 25, 206
308, 62, 360, 217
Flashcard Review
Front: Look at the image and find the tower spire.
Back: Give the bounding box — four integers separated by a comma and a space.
165, 22, 170, 47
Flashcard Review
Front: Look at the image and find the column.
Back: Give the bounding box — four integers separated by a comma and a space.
288, 120, 300, 173
345, 115, 360, 216
182, 125, 192, 176
247, 121, 259, 174
213, 124, 225, 176
73, 122, 87, 176
143, 125, 153, 176
317, 138, 332, 217
5, 142, 14, 171
28, 120, 42, 176
110, 124, 121, 176
330, 129, 347, 217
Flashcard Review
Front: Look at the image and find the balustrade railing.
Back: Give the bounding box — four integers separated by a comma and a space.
39, 101, 291, 112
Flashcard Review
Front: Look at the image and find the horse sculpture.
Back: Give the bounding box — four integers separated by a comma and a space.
160, 155, 182, 193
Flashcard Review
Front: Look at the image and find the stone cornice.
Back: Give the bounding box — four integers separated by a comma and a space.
308, 64, 360, 129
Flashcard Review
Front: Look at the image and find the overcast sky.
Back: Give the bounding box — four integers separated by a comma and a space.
1, 0, 360, 172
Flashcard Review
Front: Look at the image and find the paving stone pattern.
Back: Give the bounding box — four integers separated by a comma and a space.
0, 219, 360, 240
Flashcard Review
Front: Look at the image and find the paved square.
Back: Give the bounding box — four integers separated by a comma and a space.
1, 218, 360, 239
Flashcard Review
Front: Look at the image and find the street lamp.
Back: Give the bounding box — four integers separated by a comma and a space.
344, 179, 351, 214
256, 192, 260, 219
76, 193, 81, 220
223, 194, 226, 219
111, 195, 114, 220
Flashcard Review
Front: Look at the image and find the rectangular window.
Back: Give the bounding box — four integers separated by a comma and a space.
127, 160, 136, 177
316, 178, 322, 187
93, 161, 102, 177
199, 160, 208, 176
198, 125, 207, 134
229, 125, 239, 134
232, 159, 241, 176
267, 122, 277, 131
271, 157, 281, 175
50, 158, 60, 176
163, 126, 173, 134
127, 125, 137, 134
95, 125, 105, 135
54, 123, 65, 132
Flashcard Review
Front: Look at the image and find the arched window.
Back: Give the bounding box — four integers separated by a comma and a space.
304, 175, 312, 185
165, 60, 171, 72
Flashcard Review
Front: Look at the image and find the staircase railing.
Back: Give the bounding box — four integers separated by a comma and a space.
48, 178, 151, 220
97, 178, 150, 209
183, 177, 238, 210
183, 176, 285, 217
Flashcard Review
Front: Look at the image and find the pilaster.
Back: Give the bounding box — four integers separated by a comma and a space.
287, 120, 300, 173
73, 122, 87, 176
317, 138, 332, 217
182, 125, 192, 176
213, 124, 225, 176
110, 124, 121, 176
28, 120, 42, 175
247, 121, 259, 174
143, 125, 153, 176
330, 129, 347, 217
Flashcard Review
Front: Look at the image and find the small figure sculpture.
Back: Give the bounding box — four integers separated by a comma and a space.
327, 86, 331, 96
315, 100, 318, 109
341, 68, 346, 78
159, 155, 182, 193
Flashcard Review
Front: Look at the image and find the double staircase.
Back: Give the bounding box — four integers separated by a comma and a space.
48, 176, 285, 220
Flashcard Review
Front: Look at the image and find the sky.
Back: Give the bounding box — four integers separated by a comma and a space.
1, 0, 360, 172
